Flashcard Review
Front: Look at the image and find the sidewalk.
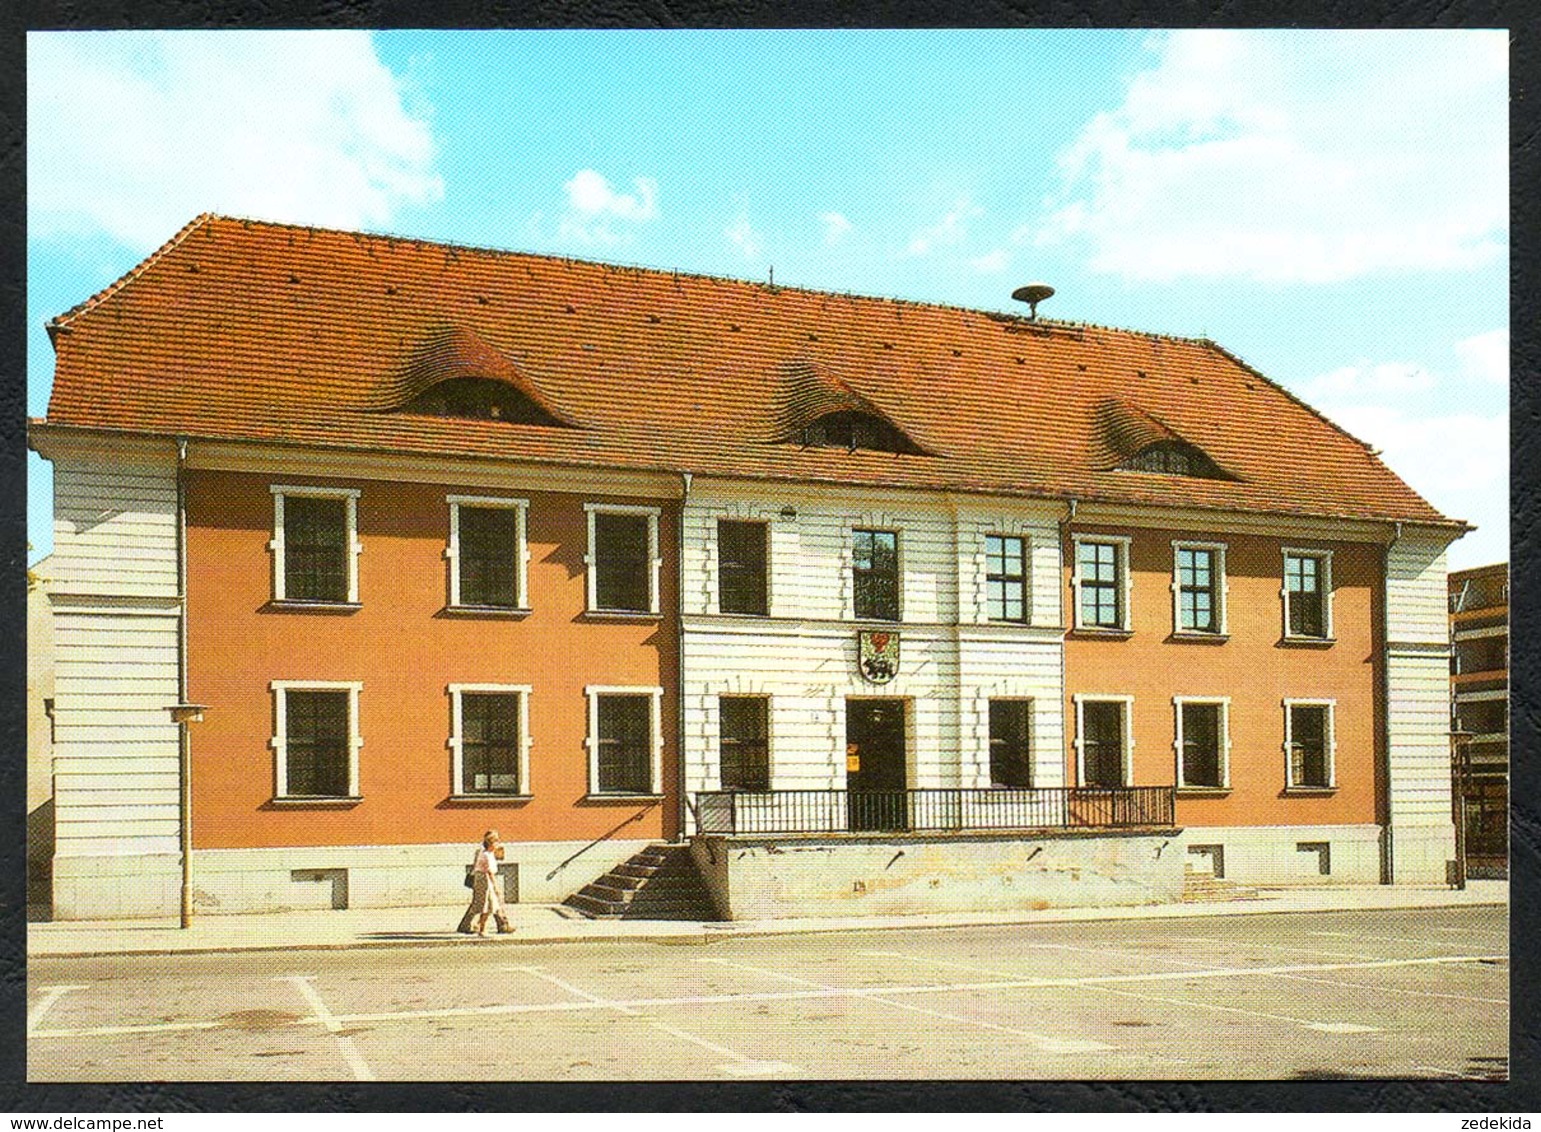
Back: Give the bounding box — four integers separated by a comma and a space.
27, 880, 1507, 960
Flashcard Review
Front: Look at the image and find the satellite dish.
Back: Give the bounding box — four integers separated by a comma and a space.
1011, 282, 1055, 320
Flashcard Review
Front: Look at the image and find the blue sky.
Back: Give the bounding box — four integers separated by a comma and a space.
27, 29, 1509, 567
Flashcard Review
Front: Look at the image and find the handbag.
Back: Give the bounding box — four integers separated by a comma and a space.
464, 868, 475, 889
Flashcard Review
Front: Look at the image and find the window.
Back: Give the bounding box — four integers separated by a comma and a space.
586, 687, 663, 795
1073, 536, 1130, 631
270, 486, 361, 604
584, 505, 661, 614
1122, 441, 1225, 479
1284, 700, 1335, 789
447, 496, 529, 610
1075, 696, 1131, 787
718, 520, 769, 616
1174, 698, 1229, 789
1172, 542, 1227, 635
449, 685, 531, 796
403, 377, 566, 426
985, 535, 1027, 622
1282, 550, 1332, 640
719, 697, 770, 791
802, 411, 920, 454
988, 700, 1033, 788
270, 681, 362, 799
853, 529, 900, 621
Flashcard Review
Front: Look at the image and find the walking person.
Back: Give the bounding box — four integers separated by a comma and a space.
457, 829, 513, 935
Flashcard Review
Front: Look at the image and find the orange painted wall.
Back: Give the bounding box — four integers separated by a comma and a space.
185, 470, 679, 850
1062, 527, 1384, 829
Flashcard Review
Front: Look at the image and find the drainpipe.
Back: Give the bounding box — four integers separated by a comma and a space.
1060, 499, 1077, 790
175, 437, 191, 927
676, 471, 692, 844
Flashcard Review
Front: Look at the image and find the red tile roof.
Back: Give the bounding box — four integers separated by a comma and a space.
39, 214, 1458, 528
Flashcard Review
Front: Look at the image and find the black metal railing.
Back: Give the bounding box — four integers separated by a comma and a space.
691, 786, 1175, 836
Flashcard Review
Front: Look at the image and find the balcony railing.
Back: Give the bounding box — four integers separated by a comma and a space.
691, 786, 1176, 836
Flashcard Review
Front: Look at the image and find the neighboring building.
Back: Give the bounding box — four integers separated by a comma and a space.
27, 556, 55, 911
1449, 562, 1509, 878
30, 215, 1466, 919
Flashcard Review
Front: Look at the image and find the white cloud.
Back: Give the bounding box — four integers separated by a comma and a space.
1038, 30, 1507, 282
819, 211, 853, 245
905, 198, 983, 257
726, 205, 765, 260
28, 31, 443, 251
557, 170, 659, 246
1454, 328, 1509, 385
1306, 361, 1434, 400
1324, 404, 1506, 496
970, 250, 1009, 274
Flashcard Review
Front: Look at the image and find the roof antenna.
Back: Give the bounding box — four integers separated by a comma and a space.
1011, 282, 1055, 320
768, 265, 775, 288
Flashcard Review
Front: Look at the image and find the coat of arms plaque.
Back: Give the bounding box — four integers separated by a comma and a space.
857, 629, 900, 684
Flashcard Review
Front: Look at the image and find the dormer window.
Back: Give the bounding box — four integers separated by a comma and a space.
802, 411, 922, 454
1122, 441, 1225, 479
403, 378, 566, 426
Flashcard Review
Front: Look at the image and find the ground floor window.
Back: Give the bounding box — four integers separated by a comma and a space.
719, 696, 770, 791
271, 681, 361, 799
1077, 697, 1129, 788
449, 685, 530, 796
988, 699, 1033, 788
587, 687, 663, 795
1285, 701, 1335, 789
1176, 698, 1229, 789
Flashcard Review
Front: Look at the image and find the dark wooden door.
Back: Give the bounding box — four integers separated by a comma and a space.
847, 699, 908, 831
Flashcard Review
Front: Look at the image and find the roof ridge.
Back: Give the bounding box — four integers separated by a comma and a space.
46, 213, 216, 341
180, 212, 1226, 351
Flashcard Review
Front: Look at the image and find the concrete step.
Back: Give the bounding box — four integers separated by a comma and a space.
562, 843, 720, 922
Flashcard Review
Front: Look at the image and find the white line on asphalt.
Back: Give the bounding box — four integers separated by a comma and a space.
277, 975, 376, 1082
28, 986, 88, 1035
32, 954, 1503, 1038
1265, 971, 1508, 1006
1412, 1064, 1504, 1080
1308, 930, 1498, 950
860, 950, 1381, 1034
1171, 936, 1388, 961
508, 965, 798, 1077
695, 956, 1112, 1054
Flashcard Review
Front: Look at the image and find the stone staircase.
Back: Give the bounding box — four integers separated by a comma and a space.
563, 844, 722, 920
1181, 865, 1260, 903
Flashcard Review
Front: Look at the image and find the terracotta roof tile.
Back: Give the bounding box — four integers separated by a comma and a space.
39, 214, 1459, 528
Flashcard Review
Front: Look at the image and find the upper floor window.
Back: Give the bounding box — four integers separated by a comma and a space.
271, 681, 362, 800
448, 685, 530, 797
1173, 542, 1227, 635
403, 377, 568, 426
988, 699, 1033, 788
584, 505, 661, 615
853, 529, 900, 621
985, 535, 1027, 623
719, 696, 770, 791
270, 485, 361, 605
586, 687, 663, 796
802, 411, 921, 454
1073, 536, 1130, 631
1175, 698, 1229, 789
1282, 550, 1332, 640
718, 520, 769, 616
447, 496, 529, 610
1284, 700, 1335, 790
1122, 440, 1226, 479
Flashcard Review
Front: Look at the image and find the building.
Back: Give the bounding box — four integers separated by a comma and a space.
29, 215, 1465, 920
1449, 562, 1508, 879
27, 556, 55, 912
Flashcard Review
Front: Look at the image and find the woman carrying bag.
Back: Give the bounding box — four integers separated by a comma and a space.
457, 829, 513, 936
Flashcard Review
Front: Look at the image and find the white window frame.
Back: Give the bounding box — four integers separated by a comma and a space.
1172, 696, 1231, 789
1171, 540, 1228, 636
446, 495, 530, 610
1072, 694, 1135, 787
584, 685, 665, 796
270, 680, 363, 798
983, 533, 1030, 624
269, 484, 362, 604
1281, 547, 1334, 641
447, 683, 533, 797
583, 504, 663, 614
1282, 698, 1337, 789
1071, 534, 1132, 631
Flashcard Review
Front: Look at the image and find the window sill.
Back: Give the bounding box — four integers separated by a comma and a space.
985, 618, 1033, 628
1068, 626, 1133, 640
1279, 636, 1336, 648
1169, 631, 1229, 644
1283, 786, 1337, 796
717, 608, 772, 618
582, 610, 663, 622
447, 794, 533, 804
442, 605, 533, 619
265, 600, 362, 614
1176, 786, 1232, 797
581, 793, 665, 803
269, 796, 363, 807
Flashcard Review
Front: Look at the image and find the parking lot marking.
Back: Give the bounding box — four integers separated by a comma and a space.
28, 986, 88, 1035
697, 956, 1111, 1054
1267, 971, 1507, 1005
277, 976, 375, 1082
508, 965, 798, 1077
1308, 930, 1477, 950
1171, 936, 1387, 961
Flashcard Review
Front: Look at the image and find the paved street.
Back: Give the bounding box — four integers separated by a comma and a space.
29, 905, 1506, 1082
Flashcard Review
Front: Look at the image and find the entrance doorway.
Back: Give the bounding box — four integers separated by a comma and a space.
846, 699, 908, 831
